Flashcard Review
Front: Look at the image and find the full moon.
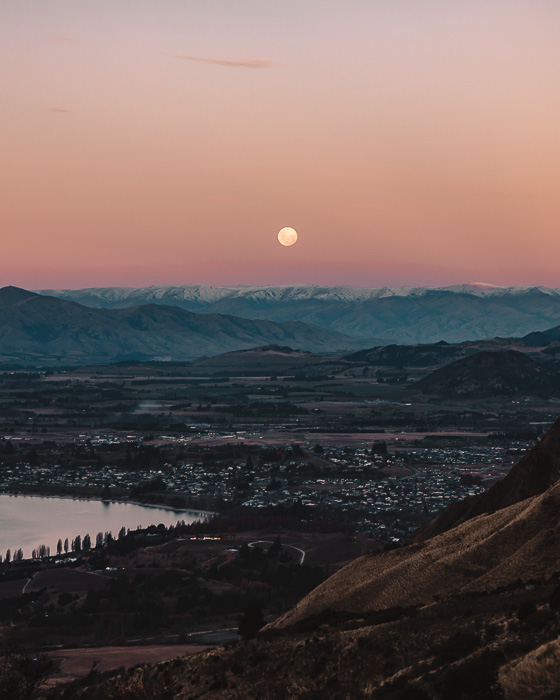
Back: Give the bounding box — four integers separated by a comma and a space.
278, 227, 298, 246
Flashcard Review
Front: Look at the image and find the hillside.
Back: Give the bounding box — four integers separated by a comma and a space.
415, 416, 560, 541
274, 480, 560, 626
72, 572, 560, 698
344, 334, 550, 368
0, 287, 359, 365
523, 324, 560, 345
38, 283, 560, 344
188, 344, 350, 376
267, 416, 560, 621
414, 350, 560, 399
346, 340, 472, 368
51, 422, 560, 699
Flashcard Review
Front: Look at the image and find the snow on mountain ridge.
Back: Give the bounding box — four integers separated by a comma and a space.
38, 283, 560, 304
31, 284, 560, 345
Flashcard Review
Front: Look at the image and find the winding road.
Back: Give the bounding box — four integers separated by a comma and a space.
248, 540, 306, 564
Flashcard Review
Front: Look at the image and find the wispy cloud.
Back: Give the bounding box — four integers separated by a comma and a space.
170, 53, 273, 69
48, 108, 71, 114
52, 35, 73, 44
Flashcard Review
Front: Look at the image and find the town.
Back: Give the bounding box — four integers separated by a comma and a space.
0, 359, 546, 545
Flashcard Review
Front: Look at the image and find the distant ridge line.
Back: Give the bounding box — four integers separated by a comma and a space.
37, 282, 560, 302
35, 283, 560, 345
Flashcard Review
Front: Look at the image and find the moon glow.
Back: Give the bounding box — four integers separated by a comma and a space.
278, 227, 298, 246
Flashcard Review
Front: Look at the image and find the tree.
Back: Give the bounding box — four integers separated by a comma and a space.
238, 603, 265, 639
268, 536, 282, 558
64, 538, 69, 554
238, 542, 251, 561
82, 534, 91, 552
96, 532, 104, 549
292, 443, 305, 457
5, 549, 10, 564
56, 539, 63, 555
72, 535, 81, 553
0, 649, 61, 700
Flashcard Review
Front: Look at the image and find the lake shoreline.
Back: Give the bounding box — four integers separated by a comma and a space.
0, 486, 216, 518
0, 491, 213, 560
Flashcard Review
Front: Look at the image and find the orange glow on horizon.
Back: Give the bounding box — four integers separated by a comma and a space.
2, 1, 560, 290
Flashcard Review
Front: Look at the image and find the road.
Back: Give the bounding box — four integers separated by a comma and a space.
127, 626, 239, 645
248, 540, 306, 564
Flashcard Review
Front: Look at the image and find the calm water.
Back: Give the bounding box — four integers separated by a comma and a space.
0, 494, 207, 558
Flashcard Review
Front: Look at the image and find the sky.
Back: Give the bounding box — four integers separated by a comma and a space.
2, 0, 560, 289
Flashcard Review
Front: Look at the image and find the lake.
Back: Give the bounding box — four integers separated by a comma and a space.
0, 494, 207, 559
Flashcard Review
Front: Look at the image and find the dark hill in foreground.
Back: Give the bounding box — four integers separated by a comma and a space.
414, 349, 560, 398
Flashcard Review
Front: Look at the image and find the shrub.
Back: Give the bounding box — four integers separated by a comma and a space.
435, 630, 482, 663
441, 650, 505, 699
548, 585, 560, 611
238, 604, 264, 639
516, 601, 537, 621
499, 638, 560, 700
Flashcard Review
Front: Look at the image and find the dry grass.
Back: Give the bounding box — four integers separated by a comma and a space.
0, 578, 27, 600
47, 578, 560, 699
272, 482, 560, 628
500, 636, 560, 700
29, 568, 111, 593
46, 644, 209, 686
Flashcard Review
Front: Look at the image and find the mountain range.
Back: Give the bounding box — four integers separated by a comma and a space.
0, 287, 360, 365
38, 283, 560, 344
9, 284, 560, 383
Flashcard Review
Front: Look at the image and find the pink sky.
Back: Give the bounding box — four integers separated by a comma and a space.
2, 1, 560, 289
